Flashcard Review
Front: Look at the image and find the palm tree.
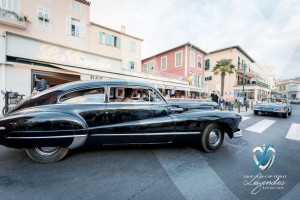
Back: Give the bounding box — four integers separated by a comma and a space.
212, 59, 235, 96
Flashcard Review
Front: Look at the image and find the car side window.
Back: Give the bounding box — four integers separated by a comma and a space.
108, 87, 164, 103
60, 88, 105, 103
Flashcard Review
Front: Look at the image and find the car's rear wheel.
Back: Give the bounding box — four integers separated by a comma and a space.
289, 110, 292, 116
25, 147, 69, 163
200, 123, 224, 152
254, 111, 259, 115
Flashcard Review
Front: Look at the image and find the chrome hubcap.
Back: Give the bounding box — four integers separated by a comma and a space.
209, 129, 221, 146
35, 147, 59, 156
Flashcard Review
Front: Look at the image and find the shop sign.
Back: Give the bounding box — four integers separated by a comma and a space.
36, 45, 112, 70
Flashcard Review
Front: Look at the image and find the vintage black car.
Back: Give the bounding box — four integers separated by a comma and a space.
0, 80, 241, 163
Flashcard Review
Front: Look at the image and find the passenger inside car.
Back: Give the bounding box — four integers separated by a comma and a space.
123, 88, 134, 102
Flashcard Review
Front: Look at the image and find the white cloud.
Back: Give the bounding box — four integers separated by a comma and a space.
89, 0, 300, 79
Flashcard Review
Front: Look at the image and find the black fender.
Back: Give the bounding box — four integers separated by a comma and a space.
0, 112, 88, 149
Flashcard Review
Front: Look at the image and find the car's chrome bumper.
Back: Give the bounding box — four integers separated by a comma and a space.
233, 128, 242, 138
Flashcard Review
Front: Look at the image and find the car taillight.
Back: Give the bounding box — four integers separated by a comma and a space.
254, 106, 258, 109
276, 107, 284, 111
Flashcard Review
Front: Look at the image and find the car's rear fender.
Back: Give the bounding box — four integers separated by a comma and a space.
0, 112, 88, 149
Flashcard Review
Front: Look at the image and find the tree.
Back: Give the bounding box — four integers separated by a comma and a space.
212, 59, 235, 96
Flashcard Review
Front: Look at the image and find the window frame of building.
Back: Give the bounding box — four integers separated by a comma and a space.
71, 0, 81, 12
143, 63, 148, 73
149, 61, 154, 73
205, 59, 210, 70
130, 41, 136, 52
66, 16, 85, 38
1, 0, 20, 12
37, 6, 50, 29
190, 51, 195, 67
198, 55, 202, 69
175, 51, 183, 67
99, 32, 121, 48
161, 56, 167, 70
128, 61, 136, 70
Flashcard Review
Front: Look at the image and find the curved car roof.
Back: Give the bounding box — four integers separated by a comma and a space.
36, 80, 155, 95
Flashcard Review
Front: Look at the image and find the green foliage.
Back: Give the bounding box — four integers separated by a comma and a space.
212, 59, 235, 75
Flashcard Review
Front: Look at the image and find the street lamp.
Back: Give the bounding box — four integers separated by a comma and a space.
242, 63, 246, 98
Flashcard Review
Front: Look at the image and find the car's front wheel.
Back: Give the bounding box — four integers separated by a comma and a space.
282, 112, 288, 118
200, 123, 224, 153
254, 111, 259, 115
25, 147, 69, 163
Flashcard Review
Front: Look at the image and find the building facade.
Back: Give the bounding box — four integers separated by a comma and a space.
274, 80, 300, 100
0, 0, 190, 112
141, 42, 206, 98
204, 46, 273, 103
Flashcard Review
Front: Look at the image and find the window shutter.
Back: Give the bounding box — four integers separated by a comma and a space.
105, 34, 110, 45
66, 16, 71, 35
2, 0, 7, 10
128, 61, 131, 70
99, 32, 103, 43
80, 21, 85, 38
117, 37, 121, 48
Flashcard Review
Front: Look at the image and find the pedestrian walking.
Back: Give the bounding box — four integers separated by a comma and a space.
219, 96, 225, 111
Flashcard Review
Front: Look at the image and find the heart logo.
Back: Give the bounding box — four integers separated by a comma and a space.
253, 144, 276, 171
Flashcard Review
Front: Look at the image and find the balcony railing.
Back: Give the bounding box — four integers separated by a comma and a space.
235, 81, 270, 89
0, 8, 28, 29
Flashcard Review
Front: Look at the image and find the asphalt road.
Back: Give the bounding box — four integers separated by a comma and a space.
0, 105, 299, 200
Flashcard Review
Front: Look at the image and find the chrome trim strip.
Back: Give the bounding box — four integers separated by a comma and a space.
0, 127, 5, 131
69, 135, 88, 149
91, 132, 200, 137
103, 141, 173, 145
89, 120, 173, 130
6, 134, 87, 140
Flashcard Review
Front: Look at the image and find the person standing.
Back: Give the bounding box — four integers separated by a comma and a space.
32, 75, 47, 95
211, 91, 219, 104
219, 96, 225, 111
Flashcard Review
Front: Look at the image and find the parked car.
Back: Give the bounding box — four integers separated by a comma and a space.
253, 98, 292, 118
290, 99, 300, 104
0, 80, 242, 163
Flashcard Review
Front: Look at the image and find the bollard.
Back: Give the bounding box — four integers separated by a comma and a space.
238, 103, 240, 113
245, 102, 248, 112
251, 101, 253, 110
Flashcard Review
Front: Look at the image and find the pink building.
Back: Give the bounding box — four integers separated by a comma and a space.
141, 42, 207, 98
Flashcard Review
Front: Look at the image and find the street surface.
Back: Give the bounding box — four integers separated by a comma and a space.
0, 105, 299, 200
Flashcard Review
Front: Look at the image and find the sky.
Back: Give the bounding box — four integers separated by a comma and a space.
89, 0, 300, 79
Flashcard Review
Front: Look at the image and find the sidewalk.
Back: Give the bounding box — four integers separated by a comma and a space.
232, 107, 253, 115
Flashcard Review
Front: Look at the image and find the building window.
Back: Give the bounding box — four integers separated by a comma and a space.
37, 6, 50, 29
143, 63, 148, 73
128, 61, 136, 70
161, 56, 167, 70
0, 0, 19, 12
205, 76, 212, 81
149, 61, 154, 73
99, 32, 121, 48
175, 51, 182, 67
190, 51, 195, 67
238, 56, 240, 69
130, 41, 136, 52
205, 59, 210, 70
66, 17, 85, 38
71, 0, 81, 12
198, 55, 202, 69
